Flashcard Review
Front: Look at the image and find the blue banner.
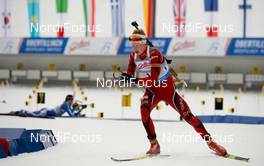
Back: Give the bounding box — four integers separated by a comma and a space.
19, 38, 68, 54
226, 38, 264, 56
118, 38, 171, 55
198, 115, 264, 124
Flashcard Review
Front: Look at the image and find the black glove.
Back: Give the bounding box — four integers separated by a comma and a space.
72, 103, 79, 109
120, 73, 137, 83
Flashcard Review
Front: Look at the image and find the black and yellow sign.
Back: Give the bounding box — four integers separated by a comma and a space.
228, 107, 235, 113
97, 112, 104, 118
122, 94, 131, 107
37, 92, 45, 104
215, 97, 223, 110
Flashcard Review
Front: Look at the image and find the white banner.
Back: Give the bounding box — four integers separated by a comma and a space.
65, 37, 121, 55
0, 0, 12, 37
0, 37, 20, 54
167, 38, 229, 56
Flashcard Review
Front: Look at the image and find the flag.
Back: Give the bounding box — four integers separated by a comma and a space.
238, 0, 252, 38
56, 0, 68, 38
204, 0, 218, 37
110, 0, 125, 37
27, 0, 40, 37
143, 0, 156, 37
173, 0, 186, 37
83, 0, 95, 37
0, 0, 12, 37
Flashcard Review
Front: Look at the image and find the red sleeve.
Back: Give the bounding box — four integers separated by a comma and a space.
127, 52, 136, 76
149, 49, 163, 82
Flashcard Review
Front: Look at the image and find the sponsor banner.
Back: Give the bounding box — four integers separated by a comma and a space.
0, 38, 21, 54
226, 38, 264, 56
118, 38, 171, 55
65, 37, 120, 55
167, 38, 228, 56
19, 38, 68, 54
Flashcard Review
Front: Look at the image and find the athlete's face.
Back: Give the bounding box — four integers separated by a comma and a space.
67, 99, 73, 105
132, 42, 147, 54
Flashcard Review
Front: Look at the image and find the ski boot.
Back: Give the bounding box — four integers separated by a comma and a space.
146, 139, 160, 155
207, 140, 227, 156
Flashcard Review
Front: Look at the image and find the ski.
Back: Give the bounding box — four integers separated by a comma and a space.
223, 153, 250, 162
111, 154, 170, 162
55, 114, 87, 118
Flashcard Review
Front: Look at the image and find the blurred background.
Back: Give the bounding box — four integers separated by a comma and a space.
0, 0, 263, 121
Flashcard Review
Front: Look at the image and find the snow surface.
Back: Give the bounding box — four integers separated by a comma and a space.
0, 116, 263, 166
1, 84, 264, 119
0, 84, 264, 166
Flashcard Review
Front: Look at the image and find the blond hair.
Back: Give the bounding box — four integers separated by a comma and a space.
132, 29, 146, 36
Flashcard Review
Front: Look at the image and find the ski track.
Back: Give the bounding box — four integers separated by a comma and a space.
0, 117, 263, 166
0, 86, 263, 166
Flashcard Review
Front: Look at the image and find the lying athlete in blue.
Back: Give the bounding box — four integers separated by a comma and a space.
12, 95, 87, 117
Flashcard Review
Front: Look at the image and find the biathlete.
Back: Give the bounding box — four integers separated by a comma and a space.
11, 95, 87, 118
120, 29, 227, 156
